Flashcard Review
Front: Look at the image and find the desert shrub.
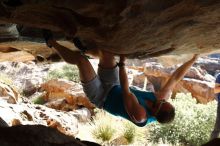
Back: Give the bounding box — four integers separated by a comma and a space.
0, 73, 21, 94
88, 109, 147, 145
0, 73, 13, 85
123, 122, 136, 144
91, 110, 116, 143
92, 124, 115, 142
46, 64, 80, 82
148, 93, 216, 146
32, 96, 46, 105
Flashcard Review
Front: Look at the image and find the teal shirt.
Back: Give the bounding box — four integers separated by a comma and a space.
103, 85, 157, 127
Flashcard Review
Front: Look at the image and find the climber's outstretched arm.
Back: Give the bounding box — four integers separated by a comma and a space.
214, 75, 220, 94
214, 85, 220, 94
156, 54, 199, 100
119, 55, 147, 123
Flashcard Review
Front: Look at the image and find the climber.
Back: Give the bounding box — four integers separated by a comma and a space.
210, 73, 220, 139
43, 30, 198, 126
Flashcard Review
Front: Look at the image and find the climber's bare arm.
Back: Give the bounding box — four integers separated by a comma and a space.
119, 55, 147, 123
156, 54, 199, 100
214, 83, 220, 94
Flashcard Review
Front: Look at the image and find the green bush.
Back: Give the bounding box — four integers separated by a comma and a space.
148, 93, 216, 146
32, 96, 46, 105
46, 64, 80, 83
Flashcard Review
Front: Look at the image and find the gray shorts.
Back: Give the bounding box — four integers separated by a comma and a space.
81, 66, 120, 108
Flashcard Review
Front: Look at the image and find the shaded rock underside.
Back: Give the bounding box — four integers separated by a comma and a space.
0, 124, 100, 146
0, 0, 219, 59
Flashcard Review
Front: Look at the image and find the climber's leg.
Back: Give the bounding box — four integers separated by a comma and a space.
47, 39, 96, 82
98, 50, 117, 69
48, 39, 105, 107
97, 51, 120, 91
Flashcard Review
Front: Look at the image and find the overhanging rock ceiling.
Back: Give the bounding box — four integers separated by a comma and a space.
0, 0, 220, 59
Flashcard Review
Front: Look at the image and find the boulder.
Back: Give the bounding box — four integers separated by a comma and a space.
0, 125, 101, 146
0, 1, 220, 58
131, 72, 155, 92
40, 79, 95, 111
0, 61, 49, 96
0, 51, 35, 62
0, 81, 20, 104
0, 117, 9, 127
0, 99, 90, 136
173, 78, 214, 103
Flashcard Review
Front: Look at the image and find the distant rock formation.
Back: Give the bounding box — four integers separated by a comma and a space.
130, 57, 217, 103
195, 56, 220, 76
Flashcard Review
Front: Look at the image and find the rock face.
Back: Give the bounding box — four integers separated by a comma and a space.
0, 0, 220, 58
0, 23, 18, 40
40, 79, 95, 111
0, 61, 95, 112
0, 125, 100, 146
0, 61, 49, 95
0, 24, 54, 61
0, 81, 20, 104
0, 99, 82, 136
0, 61, 100, 145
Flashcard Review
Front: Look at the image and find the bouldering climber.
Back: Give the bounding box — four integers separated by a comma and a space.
43, 30, 198, 126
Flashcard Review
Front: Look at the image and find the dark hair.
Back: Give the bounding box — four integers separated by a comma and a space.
156, 104, 175, 124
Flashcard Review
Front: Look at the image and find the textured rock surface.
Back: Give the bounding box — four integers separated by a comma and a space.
0, 61, 95, 111
0, 81, 20, 104
41, 79, 95, 111
0, 61, 100, 145
0, 0, 219, 59
0, 99, 81, 136
0, 61, 49, 94
0, 125, 100, 146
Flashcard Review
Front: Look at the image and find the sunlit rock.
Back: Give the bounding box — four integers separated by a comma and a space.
41, 79, 95, 111
0, 81, 20, 104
